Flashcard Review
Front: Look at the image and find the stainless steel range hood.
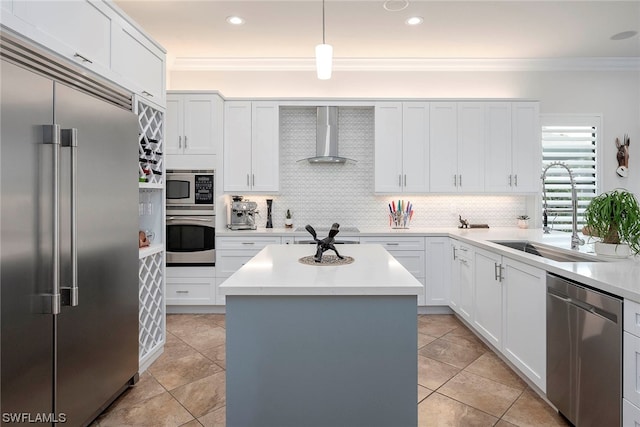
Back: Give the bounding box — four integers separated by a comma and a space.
301, 106, 356, 164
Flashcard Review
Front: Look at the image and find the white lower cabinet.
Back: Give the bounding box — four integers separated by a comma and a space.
624, 398, 640, 427
473, 247, 503, 348
451, 242, 474, 322
501, 257, 546, 393
360, 236, 426, 304
425, 237, 451, 306
465, 243, 546, 392
166, 267, 216, 305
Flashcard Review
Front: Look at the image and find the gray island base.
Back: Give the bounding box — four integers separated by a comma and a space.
221, 245, 422, 427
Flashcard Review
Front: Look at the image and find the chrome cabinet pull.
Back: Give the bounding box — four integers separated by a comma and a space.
452, 246, 457, 260
61, 128, 79, 307
404, 174, 407, 186
184, 135, 188, 148
43, 124, 62, 314
252, 174, 255, 187
494, 263, 504, 282
386, 242, 400, 246
399, 174, 402, 187
514, 175, 518, 186
453, 175, 457, 186
73, 53, 93, 64
242, 242, 255, 245
508, 175, 512, 186
176, 290, 189, 294
178, 136, 182, 149
142, 90, 153, 98
246, 174, 250, 186
459, 175, 462, 187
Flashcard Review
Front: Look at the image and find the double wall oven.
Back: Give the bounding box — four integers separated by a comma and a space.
166, 170, 216, 266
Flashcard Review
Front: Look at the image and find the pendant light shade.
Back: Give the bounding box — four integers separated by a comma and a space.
315, 0, 332, 80
315, 43, 333, 80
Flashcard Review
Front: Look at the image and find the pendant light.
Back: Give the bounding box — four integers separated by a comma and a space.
315, 0, 332, 80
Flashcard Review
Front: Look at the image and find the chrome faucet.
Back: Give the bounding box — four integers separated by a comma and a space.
541, 162, 585, 250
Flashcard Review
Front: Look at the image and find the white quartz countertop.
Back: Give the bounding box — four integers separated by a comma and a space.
217, 226, 640, 302
219, 244, 423, 296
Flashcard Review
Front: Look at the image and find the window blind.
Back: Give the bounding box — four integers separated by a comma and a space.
541, 122, 598, 232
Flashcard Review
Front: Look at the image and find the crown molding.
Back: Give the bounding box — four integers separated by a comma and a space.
171, 57, 640, 72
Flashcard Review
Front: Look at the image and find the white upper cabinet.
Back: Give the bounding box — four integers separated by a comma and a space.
10, 0, 112, 73
429, 102, 458, 192
224, 101, 279, 193
374, 102, 429, 193
511, 102, 541, 192
430, 102, 485, 193
485, 102, 541, 193
111, 18, 165, 105
166, 93, 221, 156
1, 1, 166, 106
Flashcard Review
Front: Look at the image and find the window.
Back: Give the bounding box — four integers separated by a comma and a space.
541, 116, 600, 232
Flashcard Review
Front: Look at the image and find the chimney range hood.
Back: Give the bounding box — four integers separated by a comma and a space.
300, 106, 356, 164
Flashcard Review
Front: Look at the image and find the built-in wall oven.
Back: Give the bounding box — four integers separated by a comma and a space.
166, 170, 215, 266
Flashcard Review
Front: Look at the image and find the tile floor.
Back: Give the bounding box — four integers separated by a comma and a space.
92, 314, 570, 427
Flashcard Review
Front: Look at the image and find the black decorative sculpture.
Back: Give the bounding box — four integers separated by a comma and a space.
305, 223, 345, 263
458, 215, 470, 229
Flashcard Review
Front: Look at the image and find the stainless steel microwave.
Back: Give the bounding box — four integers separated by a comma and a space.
166, 169, 215, 208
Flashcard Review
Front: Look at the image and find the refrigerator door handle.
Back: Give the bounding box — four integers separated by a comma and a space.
61, 128, 79, 307
43, 124, 62, 314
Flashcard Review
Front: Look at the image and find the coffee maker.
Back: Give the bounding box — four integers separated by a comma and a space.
228, 196, 258, 230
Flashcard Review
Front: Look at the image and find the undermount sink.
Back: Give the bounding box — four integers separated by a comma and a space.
489, 240, 604, 263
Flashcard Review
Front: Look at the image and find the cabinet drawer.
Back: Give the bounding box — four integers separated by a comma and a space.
625, 299, 640, 338
166, 278, 215, 305
625, 331, 640, 408
167, 266, 215, 279
624, 398, 640, 427
360, 236, 425, 251
217, 236, 281, 250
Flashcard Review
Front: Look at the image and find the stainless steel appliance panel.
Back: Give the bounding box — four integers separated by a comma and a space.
166, 170, 214, 208
54, 83, 139, 425
1, 59, 56, 424
166, 215, 216, 266
547, 273, 622, 427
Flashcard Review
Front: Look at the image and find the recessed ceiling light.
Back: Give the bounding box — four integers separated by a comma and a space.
226, 16, 245, 25
405, 16, 423, 26
610, 30, 638, 40
383, 0, 409, 12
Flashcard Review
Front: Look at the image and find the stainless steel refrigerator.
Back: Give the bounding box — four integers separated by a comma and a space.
1, 34, 139, 426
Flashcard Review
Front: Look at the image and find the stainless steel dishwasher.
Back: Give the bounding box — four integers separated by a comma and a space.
547, 273, 622, 426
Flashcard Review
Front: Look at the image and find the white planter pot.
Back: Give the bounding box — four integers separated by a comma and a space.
594, 241, 631, 258
517, 219, 529, 229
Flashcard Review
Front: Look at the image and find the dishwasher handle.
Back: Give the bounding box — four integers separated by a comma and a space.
547, 287, 619, 324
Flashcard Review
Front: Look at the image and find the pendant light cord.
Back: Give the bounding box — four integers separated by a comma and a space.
322, 0, 326, 44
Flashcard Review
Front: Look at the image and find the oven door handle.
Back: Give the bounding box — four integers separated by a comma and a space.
167, 216, 214, 222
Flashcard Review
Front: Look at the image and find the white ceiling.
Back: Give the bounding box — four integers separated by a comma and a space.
115, 0, 640, 71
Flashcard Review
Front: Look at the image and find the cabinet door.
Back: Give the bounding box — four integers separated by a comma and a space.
457, 103, 485, 192
184, 95, 217, 155
425, 237, 450, 306
458, 253, 473, 323
502, 257, 546, 392
402, 102, 430, 192
624, 331, 640, 409
14, 1, 112, 72
251, 102, 279, 192
224, 101, 253, 192
449, 241, 461, 313
429, 102, 458, 192
111, 19, 165, 104
374, 103, 403, 192
165, 96, 183, 155
511, 102, 541, 192
623, 399, 640, 427
473, 247, 503, 348
484, 102, 513, 192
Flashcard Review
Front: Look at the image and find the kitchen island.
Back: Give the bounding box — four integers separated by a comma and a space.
219, 244, 422, 427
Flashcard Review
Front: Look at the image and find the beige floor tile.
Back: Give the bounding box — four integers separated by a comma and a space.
419, 338, 485, 369
96, 392, 194, 427
464, 352, 527, 391
166, 314, 207, 335
179, 420, 203, 427
418, 385, 433, 403
149, 353, 223, 391
171, 371, 226, 418
501, 388, 571, 427
418, 332, 437, 349
438, 371, 523, 418
418, 319, 459, 338
198, 406, 226, 427
495, 420, 519, 427
152, 332, 200, 366
418, 392, 498, 427
439, 328, 489, 353
199, 343, 226, 369
208, 314, 226, 328
418, 355, 461, 390
420, 314, 463, 328
104, 372, 166, 412
175, 325, 226, 353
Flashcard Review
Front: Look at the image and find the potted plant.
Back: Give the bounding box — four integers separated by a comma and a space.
285, 209, 293, 228
517, 215, 530, 229
583, 189, 640, 257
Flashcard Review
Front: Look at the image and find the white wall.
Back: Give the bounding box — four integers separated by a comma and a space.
170, 68, 640, 196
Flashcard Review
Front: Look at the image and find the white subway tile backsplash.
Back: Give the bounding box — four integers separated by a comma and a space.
236, 107, 527, 229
